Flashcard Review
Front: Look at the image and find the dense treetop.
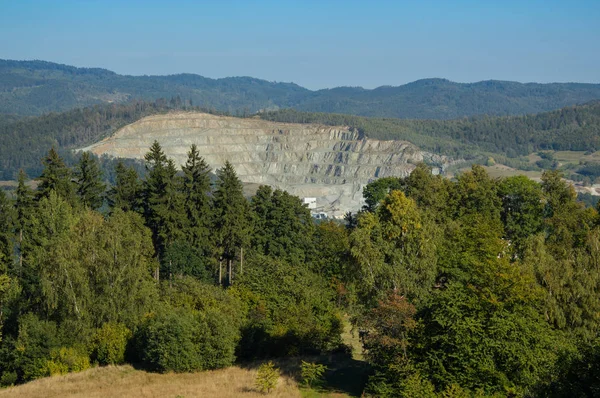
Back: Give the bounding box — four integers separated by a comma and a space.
1, 143, 600, 395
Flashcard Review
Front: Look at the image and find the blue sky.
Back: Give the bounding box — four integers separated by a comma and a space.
1, 0, 599, 89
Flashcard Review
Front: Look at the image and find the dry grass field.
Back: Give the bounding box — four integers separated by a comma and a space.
0, 346, 368, 398
0, 316, 368, 398
0, 364, 302, 398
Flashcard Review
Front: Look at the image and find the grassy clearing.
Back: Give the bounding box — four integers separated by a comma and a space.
0, 364, 302, 398
0, 354, 369, 398
0, 313, 368, 398
456, 164, 542, 180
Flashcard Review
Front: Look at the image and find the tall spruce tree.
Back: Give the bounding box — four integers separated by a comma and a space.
74, 152, 106, 210
36, 147, 75, 204
0, 190, 14, 273
142, 141, 186, 279
107, 161, 141, 213
213, 161, 251, 286
15, 170, 33, 275
181, 144, 213, 248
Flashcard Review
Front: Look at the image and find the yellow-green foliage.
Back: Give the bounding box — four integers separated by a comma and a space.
300, 361, 327, 387
255, 361, 279, 394
90, 323, 131, 365
43, 347, 90, 376
441, 384, 471, 398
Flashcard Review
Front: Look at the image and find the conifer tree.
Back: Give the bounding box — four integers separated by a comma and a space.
36, 147, 75, 204
181, 144, 213, 248
251, 187, 314, 265
15, 169, 34, 274
0, 190, 14, 273
142, 141, 186, 278
74, 152, 106, 210
107, 161, 141, 213
213, 161, 251, 286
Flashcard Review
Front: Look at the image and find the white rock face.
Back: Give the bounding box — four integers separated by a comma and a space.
82, 112, 450, 217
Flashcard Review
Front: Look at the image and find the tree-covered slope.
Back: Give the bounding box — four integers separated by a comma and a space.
0, 99, 218, 179
2, 59, 600, 119
0, 60, 308, 116
260, 101, 600, 159
1, 99, 600, 180
298, 79, 600, 119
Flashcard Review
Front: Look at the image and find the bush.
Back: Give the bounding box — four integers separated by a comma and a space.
536, 159, 557, 170
255, 361, 279, 394
90, 323, 131, 365
11, 313, 61, 382
578, 163, 600, 178
133, 302, 240, 372
134, 307, 203, 372
0, 371, 17, 386
300, 361, 327, 387
43, 347, 90, 376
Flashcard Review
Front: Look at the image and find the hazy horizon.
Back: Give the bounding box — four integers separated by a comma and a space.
1, 0, 599, 90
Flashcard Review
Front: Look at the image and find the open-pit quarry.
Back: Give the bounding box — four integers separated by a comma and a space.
82, 112, 453, 217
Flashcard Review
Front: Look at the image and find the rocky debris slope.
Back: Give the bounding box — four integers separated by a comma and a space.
82, 112, 452, 216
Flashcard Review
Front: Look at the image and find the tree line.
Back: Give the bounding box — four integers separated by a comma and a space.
4, 59, 600, 120
2, 144, 600, 396
3, 100, 600, 183
260, 101, 600, 163
0, 98, 225, 180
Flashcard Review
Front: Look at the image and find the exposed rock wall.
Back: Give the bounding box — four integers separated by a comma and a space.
83, 112, 451, 216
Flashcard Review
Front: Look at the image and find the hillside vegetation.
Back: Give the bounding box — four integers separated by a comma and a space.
2, 59, 600, 119
3, 98, 599, 181
261, 101, 600, 160
0, 99, 218, 179
3, 137, 600, 396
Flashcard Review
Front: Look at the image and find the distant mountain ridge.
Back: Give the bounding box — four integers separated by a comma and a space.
1, 59, 600, 119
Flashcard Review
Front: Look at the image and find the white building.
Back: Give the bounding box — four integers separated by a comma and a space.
303, 197, 317, 209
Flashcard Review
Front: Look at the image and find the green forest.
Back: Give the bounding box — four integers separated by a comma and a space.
260, 102, 600, 160
0, 98, 220, 179
2, 143, 600, 397
3, 59, 600, 119
2, 99, 600, 181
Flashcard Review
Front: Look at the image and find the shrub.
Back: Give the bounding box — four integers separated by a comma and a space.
300, 360, 327, 387
133, 302, 240, 372
134, 307, 202, 372
0, 371, 17, 386
255, 361, 279, 394
12, 313, 61, 382
43, 347, 90, 376
90, 322, 131, 365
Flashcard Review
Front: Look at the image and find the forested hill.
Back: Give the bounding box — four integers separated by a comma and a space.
0, 100, 220, 179
1, 99, 600, 180
261, 101, 600, 159
2, 59, 600, 119
0, 60, 308, 116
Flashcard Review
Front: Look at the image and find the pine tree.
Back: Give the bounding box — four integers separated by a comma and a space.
0, 189, 14, 273
181, 144, 213, 248
107, 161, 141, 212
36, 147, 75, 204
251, 187, 314, 265
15, 169, 34, 275
142, 141, 186, 278
74, 152, 106, 210
213, 161, 251, 286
